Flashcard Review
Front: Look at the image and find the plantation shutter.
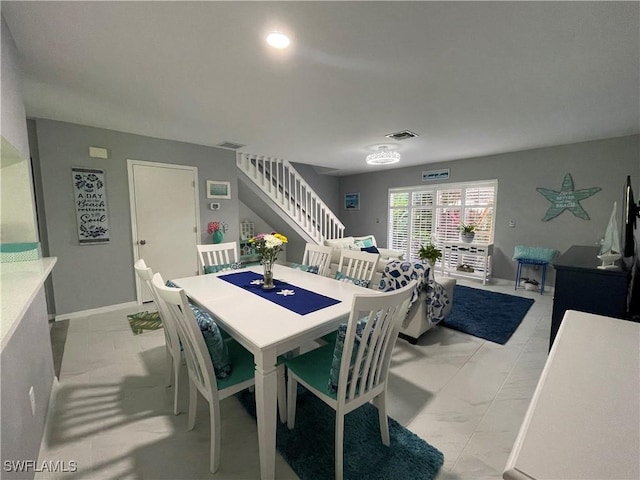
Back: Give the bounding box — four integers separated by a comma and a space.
388, 180, 497, 263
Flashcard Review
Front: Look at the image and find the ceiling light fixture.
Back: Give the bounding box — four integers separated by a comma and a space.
366, 146, 401, 166
266, 32, 290, 49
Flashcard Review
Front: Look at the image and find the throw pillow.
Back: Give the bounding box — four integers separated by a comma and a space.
327, 311, 381, 394
353, 235, 376, 248
335, 271, 370, 288
289, 262, 320, 274
203, 262, 243, 274
165, 280, 231, 379
360, 245, 380, 255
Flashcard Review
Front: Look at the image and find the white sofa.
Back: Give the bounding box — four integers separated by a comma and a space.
322, 235, 455, 342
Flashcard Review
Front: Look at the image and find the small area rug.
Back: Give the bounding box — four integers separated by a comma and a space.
236, 388, 444, 480
442, 285, 535, 344
126, 310, 162, 335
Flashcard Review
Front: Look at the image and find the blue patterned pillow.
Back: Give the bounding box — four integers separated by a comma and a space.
335, 271, 370, 288
327, 311, 381, 394
290, 263, 320, 275
165, 280, 231, 379
203, 262, 243, 274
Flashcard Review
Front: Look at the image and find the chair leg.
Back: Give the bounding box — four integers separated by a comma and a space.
187, 379, 197, 430
373, 394, 390, 446
208, 399, 221, 474
286, 375, 298, 429
277, 364, 287, 424
172, 359, 180, 415
335, 412, 345, 480
166, 348, 173, 387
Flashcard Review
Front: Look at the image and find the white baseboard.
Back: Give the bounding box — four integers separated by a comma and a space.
54, 301, 138, 321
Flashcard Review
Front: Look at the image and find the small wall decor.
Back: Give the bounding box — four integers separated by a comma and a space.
422, 168, 450, 181
240, 220, 255, 240
72, 167, 110, 244
206, 180, 231, 199
345, 193, 360, 210
536, 173, 601, 221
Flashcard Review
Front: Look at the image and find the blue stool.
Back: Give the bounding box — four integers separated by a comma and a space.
515, 259, 548, 294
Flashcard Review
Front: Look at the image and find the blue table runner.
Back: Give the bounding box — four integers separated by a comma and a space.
218, 271, 341, 315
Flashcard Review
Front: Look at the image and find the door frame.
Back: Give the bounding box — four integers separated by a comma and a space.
127, 159, 201, 304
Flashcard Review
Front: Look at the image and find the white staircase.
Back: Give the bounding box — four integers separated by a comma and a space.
237, 153, 345, 244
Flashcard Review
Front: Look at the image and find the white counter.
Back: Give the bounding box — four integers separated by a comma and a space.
503, 310, 640, 480
1, 257, 57, 349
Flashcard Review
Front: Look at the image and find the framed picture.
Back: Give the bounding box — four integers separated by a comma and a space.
206, 180, 231, 199
344, 192, 360, 210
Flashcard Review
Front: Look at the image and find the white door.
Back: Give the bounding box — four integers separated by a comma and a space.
128, 160, 200, 303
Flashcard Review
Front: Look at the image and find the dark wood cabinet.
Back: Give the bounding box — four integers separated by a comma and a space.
550, 245, 630, 350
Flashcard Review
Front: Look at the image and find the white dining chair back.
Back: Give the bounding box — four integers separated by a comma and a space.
197, 242, 239, 274
286, 280, 416, 480
336, 249, 380, 285
152, 273, 255, 474
302, 243, 333, 276
134, 259, 182, 415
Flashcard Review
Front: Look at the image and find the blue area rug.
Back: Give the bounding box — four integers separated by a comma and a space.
442, 285, 535, 344
237, 388, 444, 480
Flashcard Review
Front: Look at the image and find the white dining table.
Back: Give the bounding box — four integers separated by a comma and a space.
171, 263, 376, 480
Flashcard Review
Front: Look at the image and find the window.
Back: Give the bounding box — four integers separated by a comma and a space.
388, 180, 497, 263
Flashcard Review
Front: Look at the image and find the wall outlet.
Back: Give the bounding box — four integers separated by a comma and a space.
29, 386, 35, 416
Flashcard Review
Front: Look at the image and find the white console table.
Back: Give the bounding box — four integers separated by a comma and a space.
503, 310, 639, 480
440, 241, 493, 285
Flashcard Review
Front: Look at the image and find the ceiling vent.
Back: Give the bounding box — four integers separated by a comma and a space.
215, 141, 245, 150
385, 130, 419, 141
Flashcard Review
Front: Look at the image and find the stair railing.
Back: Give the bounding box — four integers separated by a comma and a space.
237, 153, 345, 243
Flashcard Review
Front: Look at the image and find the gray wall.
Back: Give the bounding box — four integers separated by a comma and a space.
31, 119, 238, 315
338, 135, 640, 285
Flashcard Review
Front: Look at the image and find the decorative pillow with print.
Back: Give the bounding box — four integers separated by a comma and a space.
335, 271, 370, 288
327, 310, 381, 394
165, 280, 231, 379
289, 263, 320, 274
203, 262, 243, 274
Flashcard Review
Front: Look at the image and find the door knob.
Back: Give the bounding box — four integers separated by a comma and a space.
139, 240, 146, 245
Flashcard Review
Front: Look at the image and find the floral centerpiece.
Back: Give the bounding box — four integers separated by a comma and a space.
249, 232, 288, 289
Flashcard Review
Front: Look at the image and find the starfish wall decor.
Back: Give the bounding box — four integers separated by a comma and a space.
536, 173, 601, 221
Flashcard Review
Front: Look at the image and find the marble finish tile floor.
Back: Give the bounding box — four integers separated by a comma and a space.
37, 278, 552, 479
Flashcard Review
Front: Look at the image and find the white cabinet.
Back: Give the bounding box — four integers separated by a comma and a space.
440, 241, 493, 285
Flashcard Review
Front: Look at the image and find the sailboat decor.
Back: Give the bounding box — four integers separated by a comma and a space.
597, 201, 622, 269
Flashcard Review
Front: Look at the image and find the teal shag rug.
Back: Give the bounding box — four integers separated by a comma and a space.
237, 388, 444, 480
442, 285, 535, 344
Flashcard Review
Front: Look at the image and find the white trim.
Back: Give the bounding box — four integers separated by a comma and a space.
54, 301, 138, 321
127, 159, 201, 303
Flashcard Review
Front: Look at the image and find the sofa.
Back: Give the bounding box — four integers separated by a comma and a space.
322, 235, 456, 342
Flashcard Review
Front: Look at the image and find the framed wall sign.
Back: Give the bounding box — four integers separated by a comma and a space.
422, 168, 450, 181
72, 167, 110, 244
345, 193, 360, 210
207, 180, 231, 199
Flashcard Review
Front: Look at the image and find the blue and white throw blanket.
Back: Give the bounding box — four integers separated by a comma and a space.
378, 260, 449, 326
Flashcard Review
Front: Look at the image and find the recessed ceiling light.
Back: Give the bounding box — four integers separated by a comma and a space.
266, 32, 290, 49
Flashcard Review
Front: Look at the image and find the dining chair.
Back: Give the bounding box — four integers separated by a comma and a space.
285, 280, 416, 480
152, 272, 256, 473
335, 249, 380, 288
301, 243, 333, 276
196, 242, 239, 274
133, 259, 182, 415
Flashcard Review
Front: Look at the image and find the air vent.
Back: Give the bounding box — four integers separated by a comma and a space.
215, 141, 245, 150
385, 130, 419, 141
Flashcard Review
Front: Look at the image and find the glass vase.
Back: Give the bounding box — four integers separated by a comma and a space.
262, 259, 275, 290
